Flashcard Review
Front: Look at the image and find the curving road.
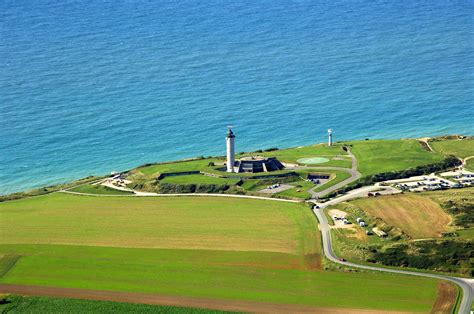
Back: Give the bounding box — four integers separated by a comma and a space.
308, 148, 361, 198
312, 196, 473, 314
285, 148, 361, 199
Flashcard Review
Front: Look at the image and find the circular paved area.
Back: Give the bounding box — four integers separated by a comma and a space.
297, 157, 330, 165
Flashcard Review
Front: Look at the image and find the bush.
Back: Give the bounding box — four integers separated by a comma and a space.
155, 183, 230, 194
368, 240, 473, 276
264, 147, 279, 152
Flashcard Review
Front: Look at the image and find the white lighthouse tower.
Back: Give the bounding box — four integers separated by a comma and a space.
226, 126, 236, 172
328, 128, 333, 146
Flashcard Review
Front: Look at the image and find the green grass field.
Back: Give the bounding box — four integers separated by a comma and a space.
465, 158, 474, 171
160, 174, 240, 185
137, 159, 219, 176
430, 138, 474, 159
457, 228, 474, 239
242, 144, 352, 168
0, 244, 440, 312
0, 295, 232, 313
350, 139, 444, 176
0, 193, 317, 253
0, 193, 445, 312
275, 180, 314, 199
69, 183, 134, 195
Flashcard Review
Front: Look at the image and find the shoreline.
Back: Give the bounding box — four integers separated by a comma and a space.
2, 134, 471, 198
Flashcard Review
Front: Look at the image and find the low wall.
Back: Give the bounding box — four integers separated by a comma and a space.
157, 171, 200, 180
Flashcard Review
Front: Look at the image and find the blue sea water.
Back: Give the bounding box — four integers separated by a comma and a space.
1, 1, 473, 195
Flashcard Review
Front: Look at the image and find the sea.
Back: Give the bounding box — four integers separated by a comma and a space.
1, 1, 473, 195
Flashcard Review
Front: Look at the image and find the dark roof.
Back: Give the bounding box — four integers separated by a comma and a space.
227, 128, 235, 138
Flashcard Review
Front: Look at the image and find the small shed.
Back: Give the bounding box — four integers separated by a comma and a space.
373, 227, 387, 237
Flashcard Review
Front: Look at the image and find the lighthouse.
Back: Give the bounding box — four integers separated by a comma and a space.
226, 127, 236, 172
328, 128, 333, 146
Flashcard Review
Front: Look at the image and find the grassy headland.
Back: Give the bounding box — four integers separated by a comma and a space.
349, 139, 444, 176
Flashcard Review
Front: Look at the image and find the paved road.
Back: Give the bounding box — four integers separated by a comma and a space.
312, 191, 473, 314
286, 148, 361, 199
60, 190, 301, 203
308, 148, 361, 198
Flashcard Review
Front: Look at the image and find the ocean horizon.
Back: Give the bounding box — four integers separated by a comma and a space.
1, 1, 473, 195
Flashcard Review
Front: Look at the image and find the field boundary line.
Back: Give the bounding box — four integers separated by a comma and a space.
59, 190, 301, 203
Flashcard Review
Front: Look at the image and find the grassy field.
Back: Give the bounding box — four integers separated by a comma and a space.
0, 244, 441, 312
160, 174, 240, 185
350, 194, 451, 239
69, 184, 134, 195
241, 143, 351, 166
275, 180, 314, 199
465, 158, 474, 171
0, 193, 446, 312
457, 228, 474, 239
0, 193, 317, 254
137, 159, 219, 176
350, 139, 444, 176
0, 294, 231, 313
430, 138, 474, 159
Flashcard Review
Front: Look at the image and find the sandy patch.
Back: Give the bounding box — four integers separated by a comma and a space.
328, 209, 354, 230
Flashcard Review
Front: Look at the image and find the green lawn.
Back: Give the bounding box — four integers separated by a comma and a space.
350, 139, 444, 176
275, 180, 314, 199
241, 144, 352, 167
0, 244, 439, 312
160, 174, 240, 186
457, 228, 474, 239
0, 294, 232, 313
0, 193, 317, 254
465, 158, 474, 171
430, 138, 474, 159
69, 184, 134, 195
138, 159, 219, 176
0, 193, 445, 312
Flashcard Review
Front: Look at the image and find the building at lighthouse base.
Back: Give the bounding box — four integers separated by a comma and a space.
227, 156, 284, 173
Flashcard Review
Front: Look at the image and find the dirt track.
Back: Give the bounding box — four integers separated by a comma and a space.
0, 284, 413, 314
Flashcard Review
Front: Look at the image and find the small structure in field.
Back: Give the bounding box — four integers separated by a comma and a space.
372, 227, 387, 237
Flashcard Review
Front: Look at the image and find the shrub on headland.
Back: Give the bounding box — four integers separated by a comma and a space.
367, 239, 473, 276
154, 182, 230, 194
